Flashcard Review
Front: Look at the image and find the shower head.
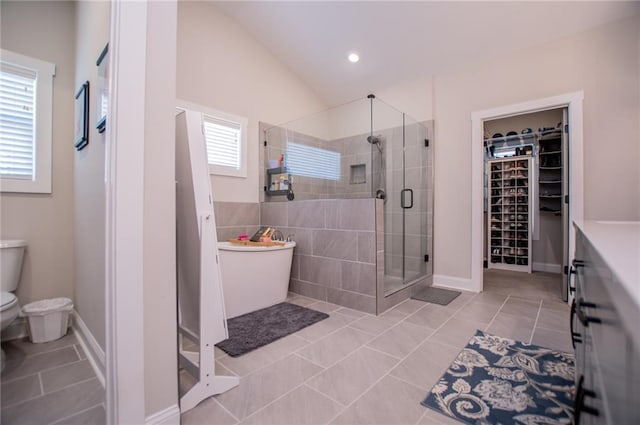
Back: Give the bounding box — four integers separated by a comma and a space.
367, 135, 382, 145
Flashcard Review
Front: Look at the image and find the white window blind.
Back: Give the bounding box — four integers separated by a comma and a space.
0, 63, 36, 179
0, 49, 55, 194
286, 141, 341, 181
203, 115, 241, 170
176, 100, 247, 178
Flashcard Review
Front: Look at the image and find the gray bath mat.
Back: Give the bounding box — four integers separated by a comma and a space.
411, 286, 461, 305
216, 302, 329, 357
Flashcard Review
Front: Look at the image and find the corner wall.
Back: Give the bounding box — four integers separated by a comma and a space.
433, 15, 640, 285
74, 0, 110, 353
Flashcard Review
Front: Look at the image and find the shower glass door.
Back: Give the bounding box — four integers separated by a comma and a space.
372, 99, 431, 295
402, 114, 430, 285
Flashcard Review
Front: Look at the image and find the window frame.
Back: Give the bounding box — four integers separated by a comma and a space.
0, 49, 56, 194
176, 99, 247, 178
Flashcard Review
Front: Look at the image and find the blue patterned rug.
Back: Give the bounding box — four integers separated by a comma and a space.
422, 330, 575, 425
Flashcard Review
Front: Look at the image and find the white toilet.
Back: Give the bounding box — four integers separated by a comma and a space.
1, 239, 27, 370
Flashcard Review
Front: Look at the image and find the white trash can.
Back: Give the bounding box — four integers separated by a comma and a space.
22, 297, 73, 343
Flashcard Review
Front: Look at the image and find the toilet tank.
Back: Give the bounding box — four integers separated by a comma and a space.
0, 240, 27, 292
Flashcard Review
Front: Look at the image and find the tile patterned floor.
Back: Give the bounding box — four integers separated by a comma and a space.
0, 270, 567, 424
181, 269, 571, 425
0, 330, 105, 425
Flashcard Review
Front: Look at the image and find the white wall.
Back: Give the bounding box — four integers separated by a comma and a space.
74, 0, 110, 351
143, 0, 179, 417
176, 1, 327, 203
324, 75, 434, 141
433, 15, 640, 283
0, 1, 76, 307
375, 75, 433, 123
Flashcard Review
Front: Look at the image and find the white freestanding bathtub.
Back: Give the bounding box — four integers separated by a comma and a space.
217, 241, 296, 319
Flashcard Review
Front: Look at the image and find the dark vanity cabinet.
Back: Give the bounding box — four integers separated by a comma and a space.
572, 221, 640, 425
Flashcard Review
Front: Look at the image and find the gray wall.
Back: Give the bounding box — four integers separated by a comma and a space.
213, 201, 260, 241
214, 200, 378, 315
261, 199, 378, 314
215, 196, 433, 315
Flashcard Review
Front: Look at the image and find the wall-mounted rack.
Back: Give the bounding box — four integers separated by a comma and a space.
265, 167, 294, 200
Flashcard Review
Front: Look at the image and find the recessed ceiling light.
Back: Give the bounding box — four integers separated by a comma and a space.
348, 52, 360, 63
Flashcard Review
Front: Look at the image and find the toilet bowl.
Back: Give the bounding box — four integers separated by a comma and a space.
1, 292, 20, 331
1, 239, 27, 371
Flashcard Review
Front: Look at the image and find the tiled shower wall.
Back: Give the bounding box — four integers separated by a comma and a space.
260, 122, 373, 202
260, 199, 380, 314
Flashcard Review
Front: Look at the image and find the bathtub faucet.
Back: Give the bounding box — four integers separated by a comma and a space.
270, 229, 284, 241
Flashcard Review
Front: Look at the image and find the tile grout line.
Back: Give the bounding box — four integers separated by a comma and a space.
2, 376, 100, 414
37, 356, 88, 377
529, 299, 544, 344
38, 371, 45, 397
0, 374, 47, 411
73, 344, 82, 360
209, 396, 241, 424
483, 295, 511, 331
0, 370, 41, 386
1, 344, 82, 383
46, 402, 104, 425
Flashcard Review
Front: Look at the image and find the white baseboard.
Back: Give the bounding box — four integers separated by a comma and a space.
72, 310, 106, 387
532, 262, 562, 274
146, 404, 181, 425
433, 274, 479, 293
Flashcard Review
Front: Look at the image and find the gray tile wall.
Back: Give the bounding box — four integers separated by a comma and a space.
260, 122, 374, 202
213, 201, 260, 241
261, 199, 378, 314
213, 198, 428, 315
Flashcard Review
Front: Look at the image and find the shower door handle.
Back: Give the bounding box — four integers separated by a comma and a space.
401, 188, 413, 209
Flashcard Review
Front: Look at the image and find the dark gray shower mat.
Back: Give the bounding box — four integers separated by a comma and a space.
411, 286, 461, 306
215, 302, 329, 357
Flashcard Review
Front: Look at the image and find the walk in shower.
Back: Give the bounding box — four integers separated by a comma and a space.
260, 95, 434, 312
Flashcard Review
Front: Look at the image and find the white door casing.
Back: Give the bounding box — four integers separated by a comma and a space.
471, 92, 584, 298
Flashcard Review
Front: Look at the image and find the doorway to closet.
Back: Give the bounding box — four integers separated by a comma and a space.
482, 108, 568, 302
470, 91, 585, 304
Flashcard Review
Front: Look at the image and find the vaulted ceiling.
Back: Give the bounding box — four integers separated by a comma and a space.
213, 1, 640, 106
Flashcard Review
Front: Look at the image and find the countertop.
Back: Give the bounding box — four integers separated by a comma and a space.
574, 220, 640, 346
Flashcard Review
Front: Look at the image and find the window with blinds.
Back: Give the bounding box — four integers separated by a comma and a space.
0, 63, 36, 180
203, 115, 241, 170
286, 141, 341, 181
0, 50, 55, 194
176, 100, 247, 178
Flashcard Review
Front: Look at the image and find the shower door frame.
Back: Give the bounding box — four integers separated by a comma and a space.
374, 105, 433, 302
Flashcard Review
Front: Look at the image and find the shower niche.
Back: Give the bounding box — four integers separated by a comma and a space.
350, 164, 366, 184
260, 95, 434, 314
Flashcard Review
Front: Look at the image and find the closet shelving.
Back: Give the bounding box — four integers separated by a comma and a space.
488, 157, 532, 272
538, 129, 563, 214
